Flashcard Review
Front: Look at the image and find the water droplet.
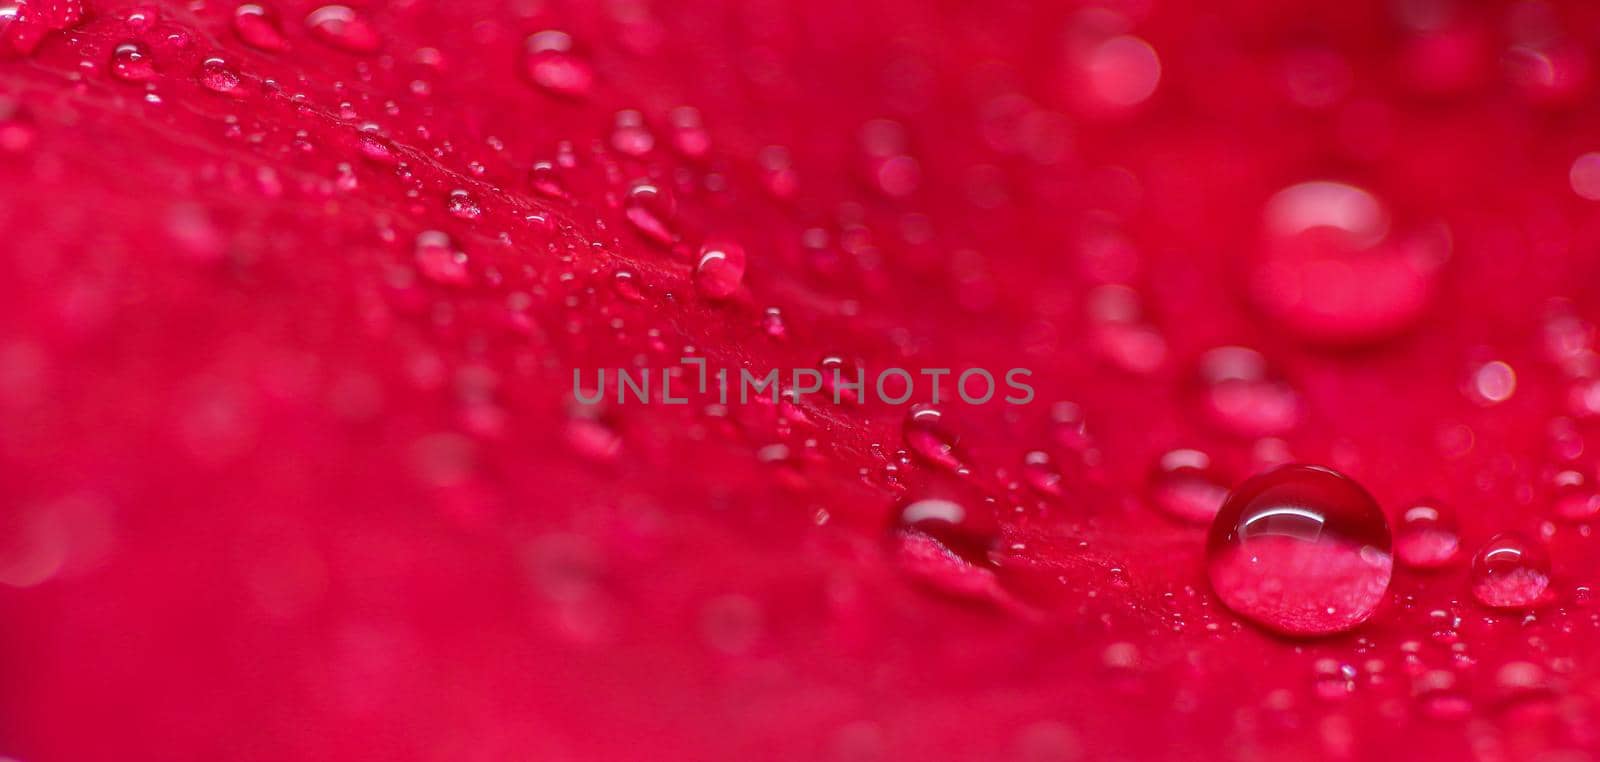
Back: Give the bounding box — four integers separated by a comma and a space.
233, 3, 286, 51
0, 97, 34, 153
445, 189, 482, 221
0, 2, 46, 58
1148, 448, 1230, 524
1196, 346, 1301, 438
1550, 469, 1600, 521
609, 109, 654, 156
1021, 450, 1064, 498
1206, 465, 1393, 636
891, 493, 997, 566
523, 30, 592, 98
1466, 360, 1516, 405
1394, 500, 1461, 569
528, 160, 569, 200
904, 405, 963, 471
414, 230, 470, 286
1084, 35, 1162, 108
694, 236, 746, 299
668, 106, 710, 159
1086, 285, 1166, 374
761, 308, 787, 340
1469, 532, 1552, 611
1414, 670, 1473, 720
1252, 181, 1446, 345
110, 41, 156, 82
305, 5, 379, 54
199, 57, 243, 95
622, 183, 676, 246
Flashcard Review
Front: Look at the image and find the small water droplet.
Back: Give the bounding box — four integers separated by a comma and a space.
199, 57, 243, 95
1414, 670, 1472, 720
694, 236, 746, 299
1206, 465, 1393, 636
523, 30, 592, 98
1470, 532, 1552, 610
609, 109, 654, 156
904, 405, 963, 471
233, 3, 286, 51
1394, 500, 1461, 569
110, 41, 156, 82
761, 307, 787, 340
528, 160, 569, 200
414, 230, 470, 286
445, 189, 482, 220
1021, 450, 1064, 498
622, 183, 676, 246
1550, 469, 1600, 521
668, 106, 710, 159
305, 5, 379, 54
1148, 448, 1230, 524
1466, 360, 1516, 406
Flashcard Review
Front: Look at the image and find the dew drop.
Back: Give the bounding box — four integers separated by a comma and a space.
904, 404, 963, 471
891, 493, 997, 566
305, 5, 379, 54
1021, 450, 1064, 498
1394, 500, 1461, 569
1148, 448, 1230, 524
445, 189, 482, 221
609, 109, 654, 156
1469, 532, 1552, 611
233, 3, 286, 51
1206, 464, 1393, 636
110, 41, 156, 82
1196, 346, 1301, 438
199, 57, 243, 95
1414, 670, 1472, 720
694, 236, 746, 300
0, 2, 45, 58
523, 30, 592, 98
622, 183, 676, 246
1550, 469, 1600, 521
1466, 360, 1516, 406
668, 106, 710, 159
528, 160, 569, 200
1085, 35, 1161, 108
414, 230, 470, 286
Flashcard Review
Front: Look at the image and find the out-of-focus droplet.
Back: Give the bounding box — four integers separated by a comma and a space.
305, 5, 380, 54
1570, 153, 1600, 201
1196, 346, 1301, 438
1021, 450, 1064, 498
0, 97, 34, 153
1466, 360, 1516, 406
1084, 35, 1161, 108
233, 3, 286, 51
1551, 469, 1600, 521
623, 183, 676, 246
609, 109, 654, 156
1206, 465, 1393, 636
1252, 181, 1446, 346
414, 230, 470, 286
1087, 285, 1166, 374
761, 308, 787, 340
858, 119, 919, 198
1469, 532, 1552, 611
694, 236, 746, 299
668, 106, 710, 159
110, 41, 156, 82
1394, 500, 1460, 569
199, 57, 243, 95
1414, 670, 1473, 720
904, 404, 963, 471
523, 30, 592, 98
1148, 448, 1230, 524
529, 160, 569, 200
0, 2, 46, 58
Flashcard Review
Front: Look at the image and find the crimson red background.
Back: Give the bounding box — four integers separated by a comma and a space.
4, 0, 1600, 759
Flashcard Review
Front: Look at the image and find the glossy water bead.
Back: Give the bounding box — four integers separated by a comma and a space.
1469, 532, 1552, 611
1206, 465, 1393, 637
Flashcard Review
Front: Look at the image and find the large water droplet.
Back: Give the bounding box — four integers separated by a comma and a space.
1394, 500, 1461, 569
891, 493, 997, 566
523, 30, 592, 98
110, 41, 156, 82
694, 236, 746, 299
1147, 448, 1230, 523
1206, 464, 1393, 636
199, 57, 243, 96
305, 5, 379, 54
1469, 532, 1552, 610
